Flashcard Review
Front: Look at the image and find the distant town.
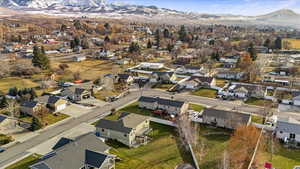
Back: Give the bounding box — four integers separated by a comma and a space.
0, 2, 299, 169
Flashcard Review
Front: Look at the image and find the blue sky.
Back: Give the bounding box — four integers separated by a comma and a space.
109, 0, 300, 16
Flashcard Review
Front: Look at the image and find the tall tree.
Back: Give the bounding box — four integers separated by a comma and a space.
178, 25, 188, 42
147, 39, 152, 49
263, 38, 271, 49
163, 28, 170, 38
32, 46, 50, 70
248, 43, 257, 61
155, 29, 161, 49
274, 37, 282, 50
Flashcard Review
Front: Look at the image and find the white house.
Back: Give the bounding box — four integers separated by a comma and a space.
276, 117, 300, 143
139, 62, 164, 70
73, 56, 86, 62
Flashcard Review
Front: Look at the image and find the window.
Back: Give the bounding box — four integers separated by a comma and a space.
290, 133, 296, 139
280, 131, 283, 134
102, 129, 105, 132
124, 134, 127, 137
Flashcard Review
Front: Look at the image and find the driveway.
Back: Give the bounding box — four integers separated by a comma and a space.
77, 98, 107, 107
60, 104, 91, 118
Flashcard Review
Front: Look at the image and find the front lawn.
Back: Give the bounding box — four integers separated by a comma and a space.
216, 79, 227, 88
197, 125, 232, 169
108, 122, 192, 169
189, 104, 205, 112
19, 113, 69, 127
117, 102, 153, 117
245, 98, 273, 107
5, 154, 41, 169
0, 134, 13, 146
251, 115, 264, 124
191, 88, 218, 98
153, 83, 174, 90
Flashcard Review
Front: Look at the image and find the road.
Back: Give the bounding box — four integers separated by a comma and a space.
0, 88, 299, 168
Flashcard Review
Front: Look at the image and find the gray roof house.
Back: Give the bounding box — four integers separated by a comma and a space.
96, 113, 151, 148
138, 96, 189, 115
30, 133, 115, 169
275, 117, 300, 143
150, 72, 176, 83
202, 108, 251, 129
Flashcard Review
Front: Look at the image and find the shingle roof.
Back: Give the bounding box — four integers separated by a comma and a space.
85, 150, 108, 168
21, 101, 39, 108
190, 76, 214, 84
31, 133, 110, 169
138, 96, 185, 108
276, 117, 300, 135
0, 115, 7, 123
52, 137, 74, 150
96, 113, 149, 134
202, 108, 251, 127
36, 96, 62, 105
118, 74, 130, 80
75, 88, 86, 95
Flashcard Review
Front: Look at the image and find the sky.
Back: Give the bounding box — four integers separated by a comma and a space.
109, 0, 300, 16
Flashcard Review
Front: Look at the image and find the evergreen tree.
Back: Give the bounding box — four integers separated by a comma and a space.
178, 25, 188, 42
8, 87, 18, 96
30, 88, 37, 100
163, 28, 170, 38
263, 38, 271, 49
155, 29, 161, 49
211, 52, 220, 61
74, 36, 81, 46
129, 42, 140, 53
248, 43, 257, 61
31, 116, 43, 131
274, 37, 282, 50
32, 46, 50, 70
0, 96, 7, 108
147, 39, 152, 49
167, 43, 174, 52
104, 36, 110, 42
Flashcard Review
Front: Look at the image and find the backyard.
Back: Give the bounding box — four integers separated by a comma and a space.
5, 154, 41, 169
191, 88, 218, 98
108, 122, 192, 169
197, 125, 232, 169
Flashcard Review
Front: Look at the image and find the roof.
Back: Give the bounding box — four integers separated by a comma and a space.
185, 66, 201, 70
52, 137, 74, 150
21, 101, 39, 108
75, 88, 87, 95
138, 96, 185, 108
0, 114, 7, 123
276, 117, 300, 135
85, 150, 108, 168
202, 108, 251, 128
35, 96, 62, 105
118, 74, 131, 80
30, 133, 110, 169
190, 76, 214, 84
96, 113, 149, 134
152, 72, 174, 77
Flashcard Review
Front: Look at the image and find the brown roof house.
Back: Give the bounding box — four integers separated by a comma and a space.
96, 113, 151, 148
35, 96, 68, 112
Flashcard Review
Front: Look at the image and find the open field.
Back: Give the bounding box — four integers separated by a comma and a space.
5, 154, 41, 169
109, 122, 192, 169
251, 115, 264, 124
191, 88, 218, 98
189, 104, 205, 112
282, 38, 300, 50
0, 77, 39, 94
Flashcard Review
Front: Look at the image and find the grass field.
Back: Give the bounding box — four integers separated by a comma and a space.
0, 77, 39, 93
5, 154, 41, 169
282, 38, 300, 50
198, 125, 232, 169
0, 134, 13, 146
251, 115, 264, 124
189, 104, 205, 112
191, 88, 218, 98
216, 79, 227, 88
245, 98, 273, 107
109, 122, 192, 169
153, 83, 174, 90
19, 113, 69, 126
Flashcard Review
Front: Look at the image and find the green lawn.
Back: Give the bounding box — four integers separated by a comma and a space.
191, 88, 218, 98
108, 122, 192, 169
5, 154, 41, 169
19, 113, 69, 126
251, 115, 264, 124
216, 79, 227, 88
245, 98, 273, 107
263, 144, 300, 169
0, 134, 13, 146
117, 102, 153, 117
197, 125, 232, 169
189, 104, 205, 112
153, 83, 174, 90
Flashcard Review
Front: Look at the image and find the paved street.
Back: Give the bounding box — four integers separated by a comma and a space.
1, 88, 300, 168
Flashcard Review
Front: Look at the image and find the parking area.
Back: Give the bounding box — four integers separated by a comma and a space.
77, 98, 107, 107
60, 104, 91, 118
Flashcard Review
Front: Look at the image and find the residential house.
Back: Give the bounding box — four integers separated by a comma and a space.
20, 101, 43, 116
115, 59, 129, 65
73, 56, 86, 62
202, 108, 251, 129
117, 74, 134, 84
275, 117, 300, 144
35, 96, 67, 112
30, 133, 115, 169
138, 96, 189, 115
176, 66, 202, 74
293, 94, 300, 106
97, 49, 114, 59
180, 76, 216, 90
223, 83, 266, 99
139, 62, 164, 70
61, 87, 91, 101
96, 113, 151, 147
221, 58, 238, 68
150, 72, 176, 83
216, 70, 246, 80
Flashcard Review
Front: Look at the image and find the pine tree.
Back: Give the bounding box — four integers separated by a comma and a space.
0, 96, 7, 108
263, 39, 271, 49
178, 25, 188, 42
155, 29, 161, 49
163, 28, 170, 38
274, 37, 282, 50
248, 43, 257, 61
147, 39, 152, 49
30, 88, 37, 100
31, 116, 43, 131
32, 46, 50, 70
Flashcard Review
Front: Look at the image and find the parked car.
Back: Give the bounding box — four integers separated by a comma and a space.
0, 147, 5, 153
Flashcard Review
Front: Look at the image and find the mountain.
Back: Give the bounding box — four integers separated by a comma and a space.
0, 0, 299, 28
